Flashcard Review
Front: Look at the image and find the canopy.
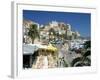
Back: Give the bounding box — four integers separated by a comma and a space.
47, 44, 57, 51
23, 44, 39, 54
23, 44, 48, 54
23, 44, 57, 55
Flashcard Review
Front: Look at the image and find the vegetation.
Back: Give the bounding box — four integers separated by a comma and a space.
48, 28, 56, 41
28, 24, 39, 44
84, 40, 91, 49
71, 40, 91, 67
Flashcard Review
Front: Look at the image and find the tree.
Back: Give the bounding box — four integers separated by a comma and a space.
28, 24, 39, 44
49, 28, 56, 41
71, 57, 82, 67
71, 40, 91, 67
84, 40, 91, 49
49, 28, 56, 35
71, 54, 91, 67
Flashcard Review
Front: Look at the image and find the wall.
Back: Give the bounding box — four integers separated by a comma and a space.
0, 0, 99, 80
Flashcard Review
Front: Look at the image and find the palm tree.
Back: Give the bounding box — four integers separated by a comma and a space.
84, 40, 91, 49
71, 40, 91, 67
71, 54, 91, 67
28, 24, 39, 44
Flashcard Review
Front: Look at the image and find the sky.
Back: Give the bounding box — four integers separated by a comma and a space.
23, 10, 91, 37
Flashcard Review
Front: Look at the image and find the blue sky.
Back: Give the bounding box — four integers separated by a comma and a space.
23, 10, 91, 37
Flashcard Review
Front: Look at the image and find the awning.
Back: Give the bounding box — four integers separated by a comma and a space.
47, 44, 57, 52
23, 44, 57, 55
23, 44, 39, 55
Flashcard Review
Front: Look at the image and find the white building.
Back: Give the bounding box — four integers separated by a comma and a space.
49, 21, 58, 27
70, 39, 86, 49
